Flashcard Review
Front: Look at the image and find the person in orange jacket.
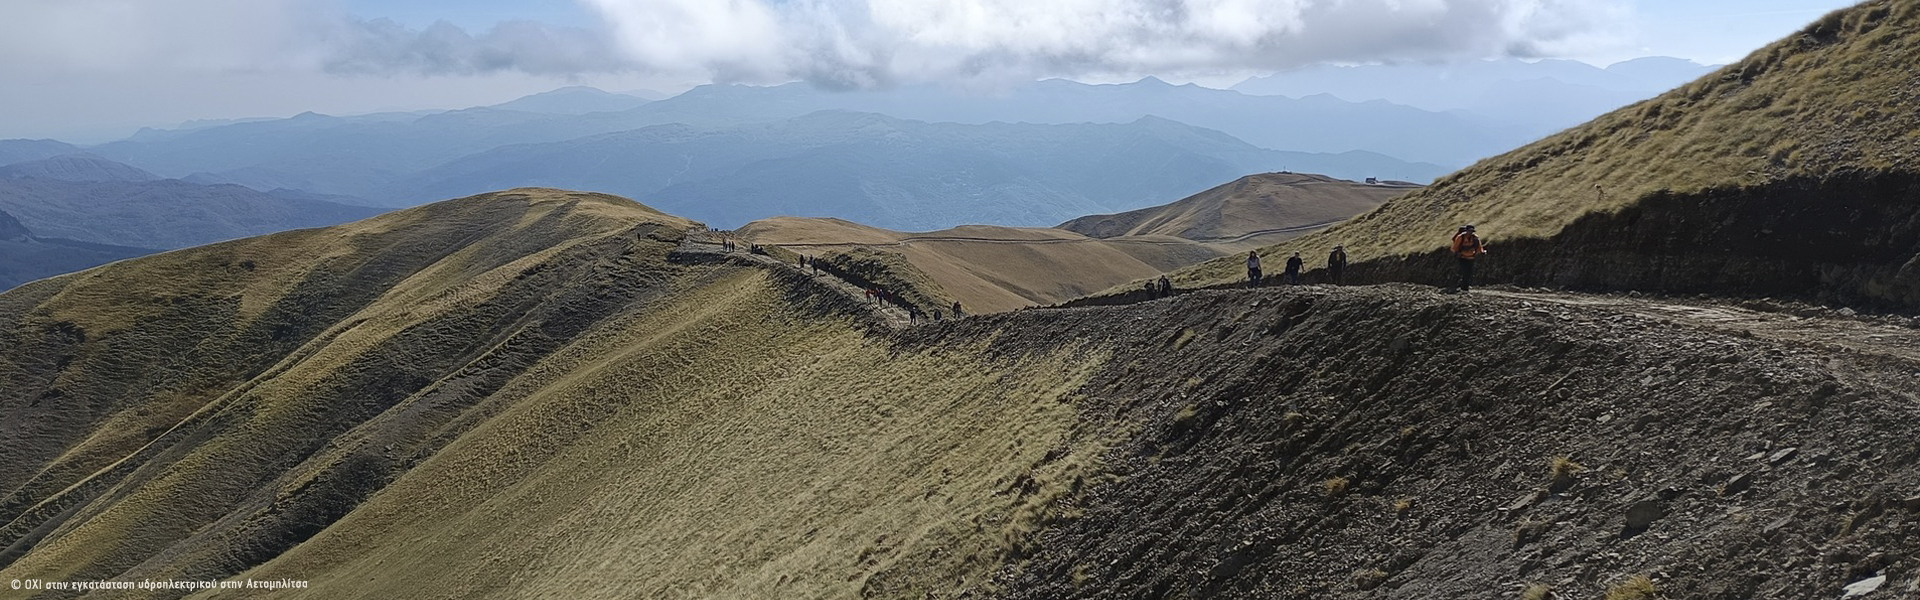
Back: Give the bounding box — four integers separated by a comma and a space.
1451, 225, 1487, 292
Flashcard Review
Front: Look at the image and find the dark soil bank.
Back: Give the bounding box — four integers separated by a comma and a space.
1353, 171, 1920, 311
906, 285, 1920, 599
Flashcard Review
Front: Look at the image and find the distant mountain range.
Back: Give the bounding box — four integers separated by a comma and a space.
0, 176, 382, 250
397, 111, 1443, 230
64, 77, 1522, 208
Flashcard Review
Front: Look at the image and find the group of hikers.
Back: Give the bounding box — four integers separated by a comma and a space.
1243, 244, 1350, 288
1239, 225, 1487, 292
863, 286, 965, 324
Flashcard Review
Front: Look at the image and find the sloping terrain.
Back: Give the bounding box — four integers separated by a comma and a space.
1058, 172, 1417, 244
0, 190, 1111, 600
0, 209, 152, 291
739, 216, 1229, 312
1176, 0, 1920, 310
1, 189, 1917, 600
0, 176, 383, 249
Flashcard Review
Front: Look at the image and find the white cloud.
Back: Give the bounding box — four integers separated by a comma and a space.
0, 0, 627, 77
0, 0, 1630, 83
586, 0, 1635, 85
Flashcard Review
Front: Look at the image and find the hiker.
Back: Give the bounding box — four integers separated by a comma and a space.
1284, 252, 1304, 285
1246, 251, 1263, 288
1327, 245, 1348, 285
952, 301, 964, 318
1157, 275, 1172, 298
1452, 225, 1488, 292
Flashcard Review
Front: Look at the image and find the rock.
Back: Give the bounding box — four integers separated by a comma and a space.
1902, 495, 1920, 512
1768, 447, 1799, 465
1625, 499, 1665, 532
1506, 491, 1543, 512
1746, 451, 1767, 461
1840, 574, 1884, 598
1721, 473, 1755, 496
1762, 516, 1793, 539
1838, 307, 1858, 317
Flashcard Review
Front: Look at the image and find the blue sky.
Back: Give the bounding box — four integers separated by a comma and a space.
0, 0, 1874, 141
1630, 0, 1862, 64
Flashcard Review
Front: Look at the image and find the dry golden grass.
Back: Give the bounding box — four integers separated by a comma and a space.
1605, 575, 1660, 600
2, 187, 1124, 600
189, 269, 1108, 600
743, 216, 1229, 312
0, 188, 700, 588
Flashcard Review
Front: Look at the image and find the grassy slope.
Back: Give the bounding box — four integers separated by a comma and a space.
741, 217, 1228, 312
1177, 0, 1920, 285
0, 189, 1109, 600
0, 189, 688, 586
216, 269, 1102, 600
1058, 172, 1416, 242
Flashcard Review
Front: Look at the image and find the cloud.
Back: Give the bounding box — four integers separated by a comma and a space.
0, 0, 1631, 84
317, 18, 629, 76
0, 0, 628, 77
586, 0, 1635, 85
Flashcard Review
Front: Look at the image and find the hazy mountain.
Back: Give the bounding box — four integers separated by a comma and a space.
615, 78, 1522, 167
489, 86, 653, 114
0, 153, 161, 182
0, 207, 152, 290
0, 177, 383, 249
0, 139, 83, 166
89, 109, 609, 200
396, 111, 1445, 230
1234, 57, 1717, 131
81, 78, 1508, 205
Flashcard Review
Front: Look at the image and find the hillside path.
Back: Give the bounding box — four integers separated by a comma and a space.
678, 230, 914, 329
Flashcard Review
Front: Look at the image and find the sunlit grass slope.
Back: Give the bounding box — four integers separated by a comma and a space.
0, 188, 1107, 600
216, 269, 1102, 600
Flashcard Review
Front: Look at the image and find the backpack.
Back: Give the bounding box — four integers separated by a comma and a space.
1455, 232, 1483, 258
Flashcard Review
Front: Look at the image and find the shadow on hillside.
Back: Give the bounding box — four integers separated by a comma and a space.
1354, 171, 1920, 310
1071, 171, 1920, 312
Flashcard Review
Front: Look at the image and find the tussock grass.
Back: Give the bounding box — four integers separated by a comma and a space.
1605, 575, 1660, 600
